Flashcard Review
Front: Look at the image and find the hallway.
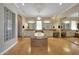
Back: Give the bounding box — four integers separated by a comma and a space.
4, 38, 79, 55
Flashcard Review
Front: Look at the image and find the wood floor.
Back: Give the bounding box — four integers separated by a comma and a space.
4, 37, 79, 55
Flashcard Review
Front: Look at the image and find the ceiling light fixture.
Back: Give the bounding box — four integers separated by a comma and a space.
43, 21, 50, 23
64, 21, 70, 24
59, 3, 62, 6
37, 16, 41, 20
22, 3, 24, 6
28, 21, 35, 23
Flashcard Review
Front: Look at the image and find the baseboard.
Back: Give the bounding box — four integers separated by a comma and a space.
0, 41, 17, 55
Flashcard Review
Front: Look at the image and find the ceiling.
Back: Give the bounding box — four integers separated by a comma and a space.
15, 3, 76, 17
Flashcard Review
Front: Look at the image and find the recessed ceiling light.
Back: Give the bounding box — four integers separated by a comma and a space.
59, 3, 62, 6
22, 3, 24, 6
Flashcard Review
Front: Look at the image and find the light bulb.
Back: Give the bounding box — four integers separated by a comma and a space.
37, 16, 41, 20
22, 3, 24, 6
59, 3, 62, 6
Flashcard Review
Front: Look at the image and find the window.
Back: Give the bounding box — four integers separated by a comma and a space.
4, 7, 15, 42
28, 21, 35, 29
71, 21, 77, 30
36, 21, 42, 30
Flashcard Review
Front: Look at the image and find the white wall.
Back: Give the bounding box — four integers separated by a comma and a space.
0, 4, 5, 53
53, 22, 60, 29
0, 3, 18, 54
